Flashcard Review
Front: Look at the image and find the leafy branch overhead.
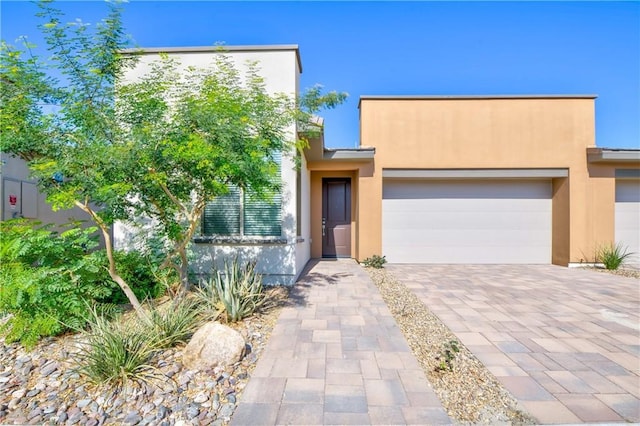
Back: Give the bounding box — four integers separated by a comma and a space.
0, 0, 347, 310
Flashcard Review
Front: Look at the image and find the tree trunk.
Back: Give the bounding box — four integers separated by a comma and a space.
74, 201, 147, 319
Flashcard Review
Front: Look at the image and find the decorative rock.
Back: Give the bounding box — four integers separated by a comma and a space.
218, 403, 235, 419
123, 411, 142, 424
182, 322, 245, 370
226, 394, 236, 404
185, 403, 200, 419
40, 362, 58, 377
76, 399, 91, 409
85, 418, 98, 426
193, 392, 208, 403
27, 408, 42, 419
156, 405, 170, 420
11, 389, 26, 399
28, 414, 43, 424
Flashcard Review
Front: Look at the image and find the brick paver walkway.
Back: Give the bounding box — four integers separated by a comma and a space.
232, 260, 451, 426
388, 264, 640, 424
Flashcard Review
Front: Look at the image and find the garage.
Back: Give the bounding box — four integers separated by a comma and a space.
615, 179, 640, 267
382, 178, 552, 264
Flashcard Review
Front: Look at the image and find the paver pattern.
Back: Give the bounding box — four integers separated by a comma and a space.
387, 264, 640, 424
232, 260, 451, 425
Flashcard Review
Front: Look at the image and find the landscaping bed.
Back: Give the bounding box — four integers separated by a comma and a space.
0, 288, 288, 426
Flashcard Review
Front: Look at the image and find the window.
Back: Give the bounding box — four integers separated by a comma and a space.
201, 153, 282, 237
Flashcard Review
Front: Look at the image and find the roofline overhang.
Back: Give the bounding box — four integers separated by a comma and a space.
303, 135, 375, 163
120, 44, 303, 73
358, 94, 598, 109
587, 147, 640, 163
323, 148, 375, 161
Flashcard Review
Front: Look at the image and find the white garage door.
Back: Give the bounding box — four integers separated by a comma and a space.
383, 179, 552, 263
615, 180, 640, 267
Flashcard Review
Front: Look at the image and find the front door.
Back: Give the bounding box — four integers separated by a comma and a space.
322, 178, 351, 257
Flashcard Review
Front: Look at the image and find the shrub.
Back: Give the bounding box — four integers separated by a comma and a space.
0, 219, 113, 348
75, 307, 161, 391
197, 258, 266, 322
435, 340, 460, 372
597, 243, 633, 270
362, 255, 387, 269
76, 299, 202, 391
148, 297, 203, 349
98, 250, 166, 305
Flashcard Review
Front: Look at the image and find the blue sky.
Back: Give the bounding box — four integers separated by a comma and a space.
2, 1, 639, 149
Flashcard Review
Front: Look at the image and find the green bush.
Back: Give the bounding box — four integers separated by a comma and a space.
597, 243, 633, 270
362, 255, 387, 268
0, 219, 113, 348
197, 258, 266, 322
98, 250, 166, 305
0, 219, 165, 348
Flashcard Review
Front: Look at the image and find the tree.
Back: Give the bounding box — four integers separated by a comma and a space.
1, 0, 147, 316
1, 0, 347, 307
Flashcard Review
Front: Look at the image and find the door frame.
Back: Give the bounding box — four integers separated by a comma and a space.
322, 177, 352, 258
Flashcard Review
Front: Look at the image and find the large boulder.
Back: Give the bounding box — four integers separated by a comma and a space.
182, 322, 245, 371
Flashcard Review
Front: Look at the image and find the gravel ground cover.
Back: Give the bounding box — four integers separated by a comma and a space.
0, 287, 288, 426
367, 267, 536, 425
586, 266, 640, 279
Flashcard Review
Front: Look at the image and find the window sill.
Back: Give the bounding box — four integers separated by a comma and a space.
193, 235, 288, 245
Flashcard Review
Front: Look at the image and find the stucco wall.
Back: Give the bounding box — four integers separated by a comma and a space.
1, 153, 93, 227
117, 47, 305, 284
358, 96, 600, 264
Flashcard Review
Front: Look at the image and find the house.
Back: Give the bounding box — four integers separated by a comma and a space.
116, 45, 640, 283
354, 96, 640, 267
6, 44, 638, 283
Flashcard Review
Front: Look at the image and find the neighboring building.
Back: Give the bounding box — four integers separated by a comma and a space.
0, 153, 92, 225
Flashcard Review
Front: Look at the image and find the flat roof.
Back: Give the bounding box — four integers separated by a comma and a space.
358, 94, 597, 108
120, 44, 303, 73
587, 147, 640, 163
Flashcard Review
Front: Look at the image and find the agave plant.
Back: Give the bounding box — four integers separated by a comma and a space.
197, 258, 266, 322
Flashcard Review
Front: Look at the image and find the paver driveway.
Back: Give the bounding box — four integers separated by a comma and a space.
387, 264, 640, 424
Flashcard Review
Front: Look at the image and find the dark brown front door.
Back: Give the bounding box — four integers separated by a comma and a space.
322, 178, 351, 258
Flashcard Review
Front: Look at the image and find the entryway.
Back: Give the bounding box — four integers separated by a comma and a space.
322, 178, 351, 258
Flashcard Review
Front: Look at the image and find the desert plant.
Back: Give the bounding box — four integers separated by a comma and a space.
147, 297, 203, 349
75, 307, 164, 391
435, 340, 460, 372
362, 255, 387, 269
597, 243, 633, 270
197, 258, 266, 322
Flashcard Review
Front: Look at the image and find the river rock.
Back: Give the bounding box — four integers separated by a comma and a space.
182, 322, 245, 370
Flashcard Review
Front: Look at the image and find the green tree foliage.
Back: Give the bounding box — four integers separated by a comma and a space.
0, 219, 113, 348
1, 0, 347, 302
1, 0, 146, 315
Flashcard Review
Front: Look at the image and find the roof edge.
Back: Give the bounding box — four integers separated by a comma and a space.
120, 44, 303, 73
587, 147, 640, 163
358, 94, 598, 108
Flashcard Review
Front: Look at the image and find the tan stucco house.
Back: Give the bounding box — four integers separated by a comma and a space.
312, 95, 640, 268
2, 45, 639, 283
